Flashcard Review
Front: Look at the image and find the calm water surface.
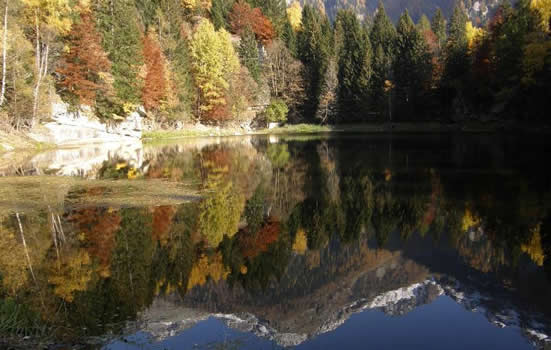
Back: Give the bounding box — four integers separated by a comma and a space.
0, 133, 550, 349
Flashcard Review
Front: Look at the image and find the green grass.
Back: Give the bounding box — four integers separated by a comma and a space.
254, 124, 332, 135
143, 128, 243, 141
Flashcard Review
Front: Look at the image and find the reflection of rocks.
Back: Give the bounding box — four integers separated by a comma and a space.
440, 277, 551, 349
28, 141, 144, 178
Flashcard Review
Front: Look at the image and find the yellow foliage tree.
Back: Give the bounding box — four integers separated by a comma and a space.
199, 169, 245, 247
286, 2, 302, 31
189, 19, 240, 120
531, 0, 551, 31
48, 249, 93, 302
521, 224, 544, 266
292, 228, 308, 254
465, 21, 484, 52
461, 207, 481, 232
186, 252, 230, 290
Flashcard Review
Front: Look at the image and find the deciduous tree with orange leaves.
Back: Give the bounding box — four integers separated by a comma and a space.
142, 31, 168, 112
229, 1, 275, 45
56, 8, 111, 107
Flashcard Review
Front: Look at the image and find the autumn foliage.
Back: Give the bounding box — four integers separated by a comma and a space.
142, 32, 168, 112
56, 9, 111, 106
229, 1, 275, 44
239, 219, 280, 258
67, 206, 121, 277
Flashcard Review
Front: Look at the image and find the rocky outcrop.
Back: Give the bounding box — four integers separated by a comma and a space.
28, 103, 144, 146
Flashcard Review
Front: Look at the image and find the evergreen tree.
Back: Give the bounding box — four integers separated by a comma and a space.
431, 8, 447, 50
297, 5, 332, 119
393, 10, 432, 116
336, 9, 372, 120
211, 0, 235, 30
418, 14, 431, 32
238, 26, 261, 83
93, 0, 144, 114
370, 1, 397, 58
441, 4, 470, 114
369, 1, 396, 117
281, 17, 298, 56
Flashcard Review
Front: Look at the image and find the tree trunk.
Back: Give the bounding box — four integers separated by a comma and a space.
0, 0, 8, 106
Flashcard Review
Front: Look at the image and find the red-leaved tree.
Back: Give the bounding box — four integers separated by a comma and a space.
142, 32, 168, 112
56, 9, 111, 106
229, 1, 275, 45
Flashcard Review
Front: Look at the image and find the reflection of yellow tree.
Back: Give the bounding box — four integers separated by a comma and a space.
186, 252, 230, 290
48, 249, 93, 302
292, 228, 307, 255
462, 207, 481, 232
199, 172, 245, 247
0, 229, 29, 294
521, 223, 544, 266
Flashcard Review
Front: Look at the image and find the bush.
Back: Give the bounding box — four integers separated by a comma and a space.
264, 99, 289, 123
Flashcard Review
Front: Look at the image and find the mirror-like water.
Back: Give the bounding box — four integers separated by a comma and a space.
0, 133, 550, 349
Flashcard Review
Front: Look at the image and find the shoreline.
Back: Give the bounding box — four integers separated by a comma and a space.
2, 121, 550, 154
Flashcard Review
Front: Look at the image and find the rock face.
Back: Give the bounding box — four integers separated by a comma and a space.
28, 103, 144, 146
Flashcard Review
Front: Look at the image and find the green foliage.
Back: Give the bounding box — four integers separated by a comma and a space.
93, 0, 144, 114
266, 143, 290, 168
211, 0, 235, 29
393, 9, 433, 115
238, 26, 261, 83
335, 9, 372, 119
431, 7, 447, 49
297, 5, 332, 119
264, 99, 289, 123
370, 1, 397, 58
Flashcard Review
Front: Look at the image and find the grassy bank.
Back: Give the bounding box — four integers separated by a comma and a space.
143, 121, 551, 142
142, 122, 475, 142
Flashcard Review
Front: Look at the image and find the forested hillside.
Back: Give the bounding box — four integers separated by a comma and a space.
0, 0, 550, 130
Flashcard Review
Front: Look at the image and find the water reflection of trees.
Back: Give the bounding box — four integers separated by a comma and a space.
0, 137, 550, 345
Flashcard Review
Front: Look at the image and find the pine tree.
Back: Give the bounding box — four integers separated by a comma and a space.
297, 5, 332, 118
211, 0, 235, 30
238, 26, 261, 83
418, 14, 431, 32
370, 1, 396, 58
393, 9, 432, 115
92, 0, 144, 112
281, 17, 298, 56
336, 9, 372, 119
369, 1, 396, 117
56, 8, 111, 108
431, 8, 447, 50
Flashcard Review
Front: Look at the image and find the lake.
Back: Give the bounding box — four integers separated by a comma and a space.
0, 133, 550, 349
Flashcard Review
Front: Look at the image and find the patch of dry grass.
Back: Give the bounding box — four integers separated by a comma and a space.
0, 176, 200, 214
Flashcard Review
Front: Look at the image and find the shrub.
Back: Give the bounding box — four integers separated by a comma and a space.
264, 99, 289, 123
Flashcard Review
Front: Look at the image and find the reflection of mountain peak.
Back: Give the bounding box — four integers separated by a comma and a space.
135, 278, 550, 348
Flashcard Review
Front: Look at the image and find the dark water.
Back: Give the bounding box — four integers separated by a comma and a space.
0, 133, 550, 349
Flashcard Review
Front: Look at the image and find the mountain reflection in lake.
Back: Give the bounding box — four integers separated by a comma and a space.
0, 134, 550, 349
